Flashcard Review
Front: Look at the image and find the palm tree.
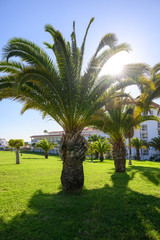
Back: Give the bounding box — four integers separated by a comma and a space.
149, 136, 160, 153
87, 142, 95, 162
88, 134, 103, 159
0, 18, 149, 192
93, 139, 111, 161
91, 103, 159, 172
44, 130, 48, 135
35, 138, 55, 159
131, 137, 147, 160
8, 139, 24, 164
125, 127, 134, 165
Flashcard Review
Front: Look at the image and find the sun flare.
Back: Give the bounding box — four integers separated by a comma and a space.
99, 52, 136, 76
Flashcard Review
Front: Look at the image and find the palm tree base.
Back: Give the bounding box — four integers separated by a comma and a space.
60, 133, 87, 193
61, 163, 84, 192
112, 139, 126, 172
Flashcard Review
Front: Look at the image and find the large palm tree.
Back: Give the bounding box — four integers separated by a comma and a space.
35, 138, 55, 159
91, 103, 159, 172
0, 18, 150, 192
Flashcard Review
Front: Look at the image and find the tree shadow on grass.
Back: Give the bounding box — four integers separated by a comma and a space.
0, 172, 160, 240
128, 165, 160, 186
0, 164, 16, 166
22, 157, 45, 160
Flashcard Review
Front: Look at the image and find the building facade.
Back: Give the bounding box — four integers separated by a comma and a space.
0, 138, 8, 150
30, 103, 160, 159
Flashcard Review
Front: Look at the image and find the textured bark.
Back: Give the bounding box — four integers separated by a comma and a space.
16, 149, 20, 164
112, 139, 126, 172
60, 133, 87, 193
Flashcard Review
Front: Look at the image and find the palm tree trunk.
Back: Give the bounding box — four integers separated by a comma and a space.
16, 148, 20, 164
100, 153, 104, 162
112, 139, 126, 172
95, 151, 99, 159
60, 133, 87, 193
128, 138, 132, 165
45, 152, 48, 159
137, 149, 140, 160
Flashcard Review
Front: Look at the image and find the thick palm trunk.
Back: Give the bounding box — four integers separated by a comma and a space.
60, 133, 87, 193
137, 149, 140, 160
128, 138, 132, 165
100, 153, 104, 162
16, 148, 20, 164
45, 152, 48, 159
112, 139, 126, 172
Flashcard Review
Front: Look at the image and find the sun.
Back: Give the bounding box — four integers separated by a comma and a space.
99, 52, 136, 76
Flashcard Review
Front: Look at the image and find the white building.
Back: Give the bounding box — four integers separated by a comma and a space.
129, 102, 160, 160
0, 138, 8, 150
30, 128, 108, 154
30, 102, 160, 159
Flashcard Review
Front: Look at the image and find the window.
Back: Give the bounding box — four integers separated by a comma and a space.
142, 149, 148, 155
141, 124, 147, 131
150, 111, 153, 115
158, 122, 160, 129
158, 130, 160, 137
140, 132, 148, 139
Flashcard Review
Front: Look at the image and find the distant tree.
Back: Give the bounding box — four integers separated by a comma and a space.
149, 137, 160, 153
8, 139, 24, 164
31, 143, 36, 147
44, 130, 48, 135
87, 142, 95, 162
131, 137, 147, 160
35, 138, 55, 159
93, 139, 111, 162
88, 134, 105, 159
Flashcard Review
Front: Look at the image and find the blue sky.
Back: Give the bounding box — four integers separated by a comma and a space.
0, 0, 160, 142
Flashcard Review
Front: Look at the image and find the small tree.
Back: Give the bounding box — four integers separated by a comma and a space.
87, 142, 95, 162
131, 137, 147, 160
93, 139, 111, 162
35, 138, 55, 159
9, 139, 24, 164
88, 134, 99, 159
44, 130, 48, 135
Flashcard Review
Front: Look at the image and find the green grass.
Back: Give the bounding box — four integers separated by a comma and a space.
0, 151, 160, 240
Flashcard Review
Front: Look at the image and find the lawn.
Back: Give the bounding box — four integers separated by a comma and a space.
0, 151, 160, 240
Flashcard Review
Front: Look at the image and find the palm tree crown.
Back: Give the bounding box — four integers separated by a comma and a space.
0, 18, 148, 135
